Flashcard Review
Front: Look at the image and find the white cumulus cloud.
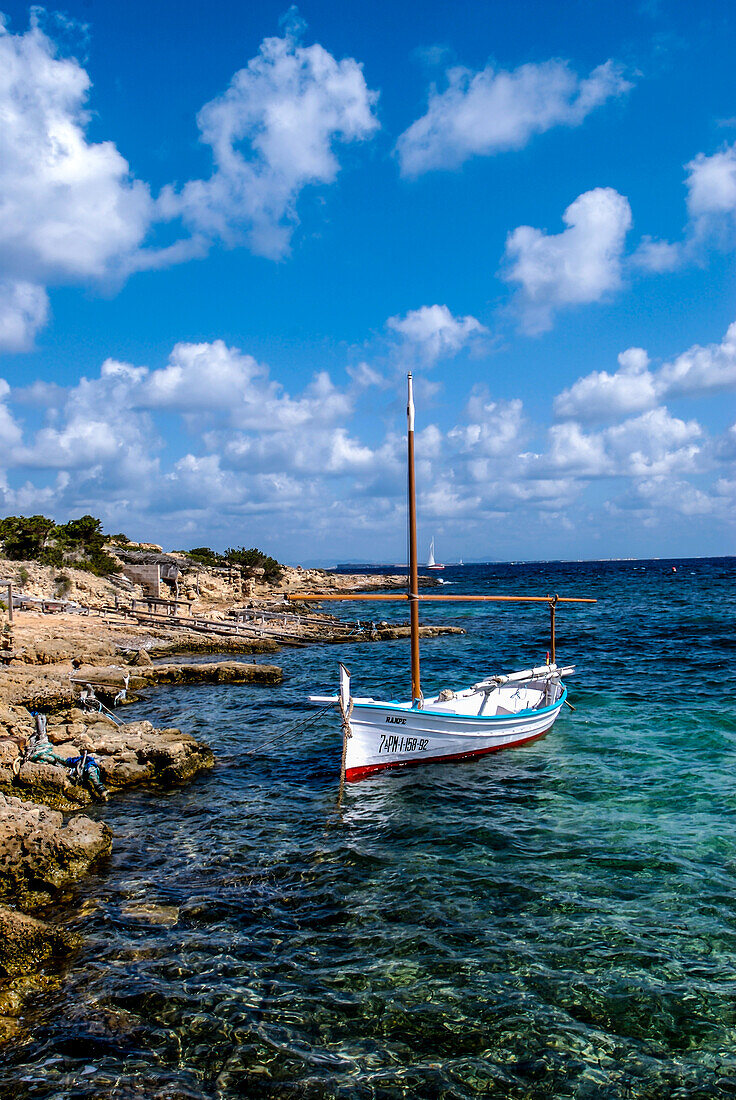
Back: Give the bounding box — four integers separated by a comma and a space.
1, 326, 732, 553
554, 347, 657, 421
387, 304, 488, 366
0, 12, 154, 349
630, 236, 682, 273
630, 141, 736, 270
546, 407, 703, 478
686, 142, 736, 232
0, 14, 153, 281
448, 393, 525, 457
0, 13, 380, 350
658, 320, 736, 395
396, 58, 630, 176
0, 279, 49, 352
0, 378, 23, 451
554, 320, 736, 423
158, 15, 379, 260
503, 188, 632, 333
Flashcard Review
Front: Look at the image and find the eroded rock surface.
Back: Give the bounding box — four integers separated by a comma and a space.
0, 905, 80, 976
0, 793, 112, 909
0, 656, 283, 711
0, 710, 215, 810
0, 796, 107, 1023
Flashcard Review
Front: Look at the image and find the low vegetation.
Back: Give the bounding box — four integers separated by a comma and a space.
184, 545, 284, 583
224, 547, 283, 582
0, 514, 121, 577
0, 516, 285, 585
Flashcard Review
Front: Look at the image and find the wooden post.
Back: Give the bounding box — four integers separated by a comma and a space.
549, 595, 557, 664
337, 663, 353, 803
406, 373, 421, 705
6, 582, 13, 624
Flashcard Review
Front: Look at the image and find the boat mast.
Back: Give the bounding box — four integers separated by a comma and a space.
407, 373, 421, 704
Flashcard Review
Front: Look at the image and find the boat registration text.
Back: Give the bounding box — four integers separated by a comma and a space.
378, 733, 429, 755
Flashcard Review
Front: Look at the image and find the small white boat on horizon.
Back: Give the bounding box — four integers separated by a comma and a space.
427, 537, 444, 570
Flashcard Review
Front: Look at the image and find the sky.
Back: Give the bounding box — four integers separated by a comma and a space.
0, 0, 734, 564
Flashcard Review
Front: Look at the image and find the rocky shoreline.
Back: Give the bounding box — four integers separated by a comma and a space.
0, 640, 282, 1036
0, 688, 223, 1038
0, 563, 465, 1041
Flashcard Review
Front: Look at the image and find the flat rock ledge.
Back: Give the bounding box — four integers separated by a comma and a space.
100, 660, 283, 693
378, 624, 464, 641
0, 660, 283, 710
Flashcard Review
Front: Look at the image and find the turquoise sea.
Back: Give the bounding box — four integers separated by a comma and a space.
2, 557, 736, 1099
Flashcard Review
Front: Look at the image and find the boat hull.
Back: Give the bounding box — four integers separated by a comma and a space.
344, 695, 565, 781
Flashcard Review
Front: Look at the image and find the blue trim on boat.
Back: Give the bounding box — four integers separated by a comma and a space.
353, 684, 568, 722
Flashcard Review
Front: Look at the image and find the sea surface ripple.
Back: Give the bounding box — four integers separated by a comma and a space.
2, 557, 736, 1099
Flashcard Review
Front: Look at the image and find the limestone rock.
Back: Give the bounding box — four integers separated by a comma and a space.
130, 648, 152, 666
10, 760, 93, 810
0, 793, 112, 909
0, 904, 80, 977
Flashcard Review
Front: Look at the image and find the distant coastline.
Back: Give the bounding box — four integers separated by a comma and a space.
325, 553, 734, 569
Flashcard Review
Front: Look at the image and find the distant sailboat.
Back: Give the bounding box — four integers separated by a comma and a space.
427, 537, 444, 571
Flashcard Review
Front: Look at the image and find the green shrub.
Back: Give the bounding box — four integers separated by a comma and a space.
39, 545, 64, 568
186, 547, 226, 567
76, 551, 122, 577
225, 546, 284, 583
0, 513, 121, 576
0, 515, 55, 560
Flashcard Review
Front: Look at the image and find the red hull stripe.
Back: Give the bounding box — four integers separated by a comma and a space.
345, 724, 553, 782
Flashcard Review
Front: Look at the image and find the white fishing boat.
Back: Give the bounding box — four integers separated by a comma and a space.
308, 660, 574, 781
288, 374, 595, 783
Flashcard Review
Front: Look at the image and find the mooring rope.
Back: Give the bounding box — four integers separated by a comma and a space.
242, 702, 335, 756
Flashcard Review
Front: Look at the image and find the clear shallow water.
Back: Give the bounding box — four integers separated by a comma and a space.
3, 558, 736, 1099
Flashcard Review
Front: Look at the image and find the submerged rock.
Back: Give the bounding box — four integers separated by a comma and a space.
0, 905, 80, 977
0, 793, 112, 909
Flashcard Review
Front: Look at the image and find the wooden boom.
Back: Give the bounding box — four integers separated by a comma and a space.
285, 590, 596, 669
285, 593, 596, 604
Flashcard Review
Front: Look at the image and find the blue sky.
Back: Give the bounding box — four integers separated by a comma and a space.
0, 0, 734, 563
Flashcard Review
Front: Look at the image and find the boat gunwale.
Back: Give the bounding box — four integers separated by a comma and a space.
350, 684, 568, 722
